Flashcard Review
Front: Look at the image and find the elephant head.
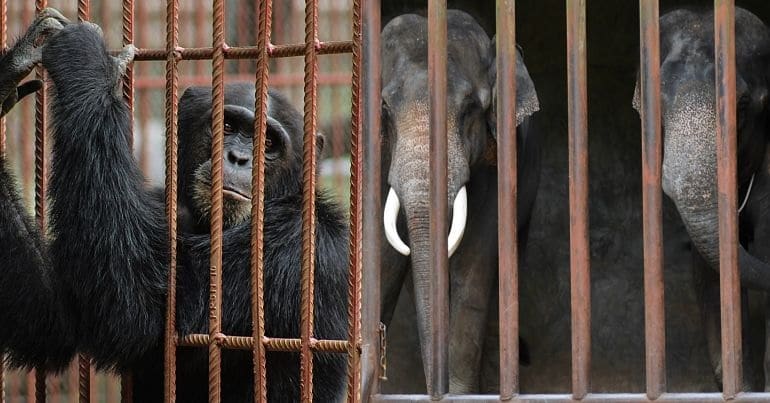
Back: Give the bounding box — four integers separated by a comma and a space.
633, 8, 770, 289
381, 10, 539, 387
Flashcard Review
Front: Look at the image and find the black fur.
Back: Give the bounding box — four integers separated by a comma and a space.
0, 22, 348, 402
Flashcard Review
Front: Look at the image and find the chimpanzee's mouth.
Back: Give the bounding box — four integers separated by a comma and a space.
222, 187, 251, 202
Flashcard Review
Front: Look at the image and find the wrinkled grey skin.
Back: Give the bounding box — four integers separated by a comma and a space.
633, 7, 770, 389
380, 10, 540, 393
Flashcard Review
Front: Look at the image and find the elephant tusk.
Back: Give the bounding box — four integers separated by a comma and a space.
448, 186, 468, 258
383, 188, 411, 256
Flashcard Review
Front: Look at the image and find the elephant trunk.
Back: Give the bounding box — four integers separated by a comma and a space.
382, 104, 470, 392
663, 88, 770, 290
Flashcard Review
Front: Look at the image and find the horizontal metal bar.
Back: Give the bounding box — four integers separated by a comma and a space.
371, 393, 770, 402
131, 73, 352, 89
117, 41, 353, 61
176, 334, 354, 353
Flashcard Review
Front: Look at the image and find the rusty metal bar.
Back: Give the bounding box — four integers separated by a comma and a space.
131, 72, 352, 88
209, 0, 227, 401
370, 393, 770, 402
251, 0, 272, 401
496, 0, 520, 398
128, 41, 354, 60
78, 357, 90, 403
346, 0, 364, 400
714, 0, 742, 397
639, 0, 666, 398
33, 1, 49, 402
177, 334, 351, 353
361, 0, 383, 398
163, 0, 181, 401
300, 0, 321, 399
78, 0, 89, 22
122, 0, 134, 138
566, 0, 591, 399
428, 0, 449, 398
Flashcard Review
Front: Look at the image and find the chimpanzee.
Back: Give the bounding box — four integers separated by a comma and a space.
0, 10, 349, 403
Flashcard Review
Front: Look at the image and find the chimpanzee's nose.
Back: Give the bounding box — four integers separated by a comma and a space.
227, 149, 252, 167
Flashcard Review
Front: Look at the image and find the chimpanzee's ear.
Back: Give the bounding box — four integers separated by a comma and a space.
487, 37, 540, 139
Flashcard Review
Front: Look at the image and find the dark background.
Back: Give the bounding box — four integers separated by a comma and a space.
381, 0, 770, 393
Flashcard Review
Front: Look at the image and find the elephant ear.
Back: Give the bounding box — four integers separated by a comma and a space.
487, 37, 540, 139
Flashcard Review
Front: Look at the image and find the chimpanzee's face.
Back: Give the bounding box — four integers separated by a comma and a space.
189, 104, 292, 228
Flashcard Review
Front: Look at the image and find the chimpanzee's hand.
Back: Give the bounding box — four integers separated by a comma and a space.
0, 8, 69, 117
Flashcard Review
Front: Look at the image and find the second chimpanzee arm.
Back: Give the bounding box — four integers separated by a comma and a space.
41, 22, 169, 370
0, 9, 78, 371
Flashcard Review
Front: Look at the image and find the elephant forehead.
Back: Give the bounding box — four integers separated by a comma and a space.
394, 101, 459, 137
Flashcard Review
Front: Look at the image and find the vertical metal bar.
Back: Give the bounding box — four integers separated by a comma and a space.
346, 0, 364, 399
78, 0, 90, 22
360, 0, 382, 398
209, 0, 226, 401
78, 358, 89, 403
714, 0, 742, 397
163, 0, 181, 401
122, 0, 135, 139
300, 0, 320, 399
428, 0, 449, 397
33, 1, 50, 401
251, 0, 272, 401
496, 0, 519, 398
639, 0, 666, 399
566, 0, 591, 399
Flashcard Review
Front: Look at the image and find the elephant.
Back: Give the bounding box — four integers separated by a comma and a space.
633, 7, 770, 389
379, 10, 540, 393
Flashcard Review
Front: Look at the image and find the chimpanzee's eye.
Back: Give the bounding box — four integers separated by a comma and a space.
265, 137, 273, 149
224, 122, 235, 134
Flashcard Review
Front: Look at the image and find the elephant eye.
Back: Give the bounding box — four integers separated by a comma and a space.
381, 101, 392, 137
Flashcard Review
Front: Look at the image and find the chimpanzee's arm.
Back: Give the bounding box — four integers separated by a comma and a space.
41, 22, 168, 370
0, 9, 79, 371
0, 159, 78, 370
